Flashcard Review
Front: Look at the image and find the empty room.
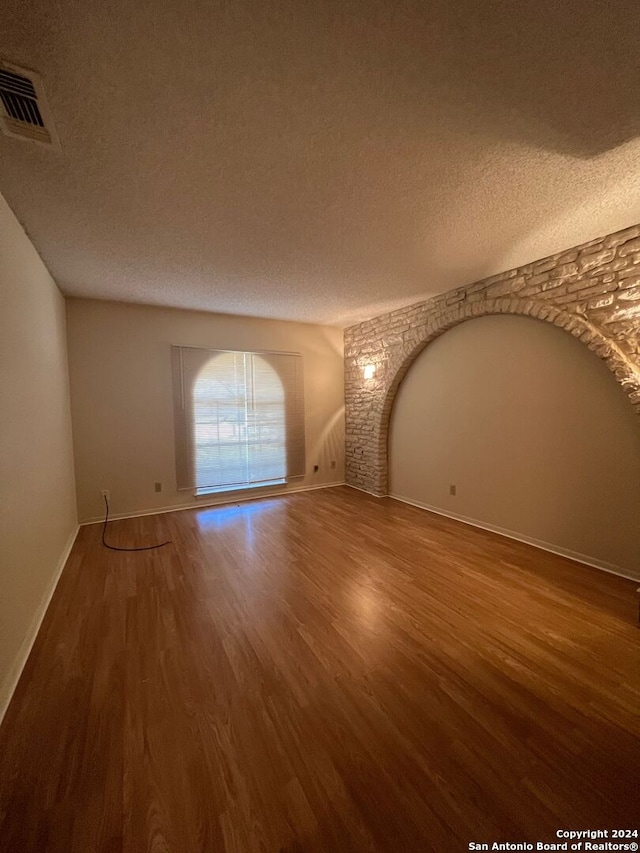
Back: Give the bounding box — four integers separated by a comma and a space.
1, 1, 639, 851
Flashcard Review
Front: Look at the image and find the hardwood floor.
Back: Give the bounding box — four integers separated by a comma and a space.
1, 486, 638, 852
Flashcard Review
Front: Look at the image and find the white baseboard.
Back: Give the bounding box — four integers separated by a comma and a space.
388, 493, 639, 582
345, 483, 385, 498
0, 524, 80, 727
80, 481, 346, 525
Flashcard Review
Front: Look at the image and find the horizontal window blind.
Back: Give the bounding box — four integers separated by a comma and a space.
172, 346, 305, 491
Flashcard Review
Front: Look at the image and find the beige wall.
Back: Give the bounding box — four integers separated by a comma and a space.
66, 299, 345, 522
389, 315, 640, 578
0, 193, 78, 720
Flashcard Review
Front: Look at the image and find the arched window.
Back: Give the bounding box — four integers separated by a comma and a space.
193, 352, 286, 491
172, 347, 305, 494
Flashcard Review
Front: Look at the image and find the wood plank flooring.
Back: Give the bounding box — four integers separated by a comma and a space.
1, 486, 638, 852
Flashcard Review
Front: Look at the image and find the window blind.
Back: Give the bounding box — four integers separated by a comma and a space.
171, 346, 305, 491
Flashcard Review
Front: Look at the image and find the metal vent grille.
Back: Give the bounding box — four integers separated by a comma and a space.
0, 62, 59, 148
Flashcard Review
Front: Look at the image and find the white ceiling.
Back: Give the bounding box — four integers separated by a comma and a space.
2, 0, 640, 327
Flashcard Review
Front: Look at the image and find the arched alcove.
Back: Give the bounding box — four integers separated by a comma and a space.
351, 298, 640, 498
387, 314, 640, 575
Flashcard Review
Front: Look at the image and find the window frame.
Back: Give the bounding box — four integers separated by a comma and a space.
171, 345, 306, 495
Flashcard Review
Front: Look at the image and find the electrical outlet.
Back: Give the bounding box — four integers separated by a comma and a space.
449, 484, 456, 496
154, 482, 162, 493
101, 489, 110, 502
331, 460, 336, 469
313, 464, 319, 472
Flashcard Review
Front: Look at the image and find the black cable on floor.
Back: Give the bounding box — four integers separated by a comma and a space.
101, 494, 171, 552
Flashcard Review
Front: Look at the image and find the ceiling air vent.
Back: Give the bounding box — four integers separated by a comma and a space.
0, 61, 60, 149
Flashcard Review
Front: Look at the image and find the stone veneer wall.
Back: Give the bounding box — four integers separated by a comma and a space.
344, 224, 640, 496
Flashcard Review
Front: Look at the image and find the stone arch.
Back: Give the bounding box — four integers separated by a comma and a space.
366, 298, 640, 496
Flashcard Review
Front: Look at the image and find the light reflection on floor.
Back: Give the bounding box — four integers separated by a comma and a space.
350, 574, 382, 631
195, 500, 283, 596
195, 499, 280, 530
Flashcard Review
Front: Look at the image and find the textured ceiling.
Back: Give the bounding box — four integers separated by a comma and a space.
1, 0, 640, 327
